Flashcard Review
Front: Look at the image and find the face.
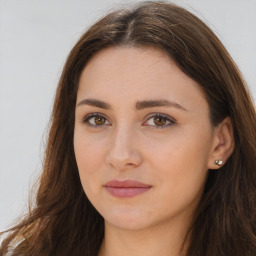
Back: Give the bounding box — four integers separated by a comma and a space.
74, 46, 216, 231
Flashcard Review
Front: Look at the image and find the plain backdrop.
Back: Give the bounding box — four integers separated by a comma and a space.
0, 0, 255, 230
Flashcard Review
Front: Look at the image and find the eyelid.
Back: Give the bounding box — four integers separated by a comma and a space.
81, 112, 176, 128
143, 112, 176, 128
82, 112, 111, 127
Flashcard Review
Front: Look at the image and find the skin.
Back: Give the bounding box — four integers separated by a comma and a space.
74, 46, 234, 256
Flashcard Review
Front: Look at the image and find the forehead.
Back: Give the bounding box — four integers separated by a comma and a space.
77, 46, 208, 113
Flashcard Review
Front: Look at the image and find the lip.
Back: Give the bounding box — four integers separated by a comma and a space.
104, 180, 152, 198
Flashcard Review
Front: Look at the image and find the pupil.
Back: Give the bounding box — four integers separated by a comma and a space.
154, 116, 166, 125
95, 116, 105, 124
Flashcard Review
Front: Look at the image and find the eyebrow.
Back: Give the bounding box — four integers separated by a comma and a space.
135, 99, 187, 111
77, 98, 187, 111
77, 99, 111, 109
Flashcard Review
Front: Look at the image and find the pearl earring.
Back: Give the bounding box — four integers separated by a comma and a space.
214, 160, 223, 166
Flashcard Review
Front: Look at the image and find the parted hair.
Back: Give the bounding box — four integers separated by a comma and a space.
1, 1, 256, 255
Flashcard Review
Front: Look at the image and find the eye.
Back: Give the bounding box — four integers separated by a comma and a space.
83, 113, 111, 127
143, 113, 176, 128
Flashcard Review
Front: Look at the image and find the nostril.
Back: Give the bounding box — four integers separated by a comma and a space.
105, 149, 143, 170
126, 162, 135, 166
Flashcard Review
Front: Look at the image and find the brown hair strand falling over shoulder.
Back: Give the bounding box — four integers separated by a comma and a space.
1, 1, 256, 256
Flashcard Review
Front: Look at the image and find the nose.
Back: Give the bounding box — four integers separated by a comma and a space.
105, 126, 143, 170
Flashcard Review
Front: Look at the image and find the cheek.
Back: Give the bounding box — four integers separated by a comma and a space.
147, 127, 212, 200
74, 126, 106, 169
146, 129, 211, 172
74, 131, 106, 194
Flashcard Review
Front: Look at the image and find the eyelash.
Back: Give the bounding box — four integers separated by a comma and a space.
144, 113, 176, 128
82, 112, 176, 128
82, 112, 110, 128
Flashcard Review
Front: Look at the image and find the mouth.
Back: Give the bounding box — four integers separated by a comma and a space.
104, 180, 152, 198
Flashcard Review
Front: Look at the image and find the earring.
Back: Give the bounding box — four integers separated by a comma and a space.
214, 160, 223, 166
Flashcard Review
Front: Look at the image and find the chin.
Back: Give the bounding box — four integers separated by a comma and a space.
102, 207, 153, 231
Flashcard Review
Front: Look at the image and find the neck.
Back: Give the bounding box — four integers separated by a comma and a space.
98, 219, 190, 256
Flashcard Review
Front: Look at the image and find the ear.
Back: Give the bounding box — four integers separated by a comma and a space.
207, 117, 235, 169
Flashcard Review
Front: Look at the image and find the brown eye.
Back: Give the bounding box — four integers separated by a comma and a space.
94, 116, 106, 125
83, 114, 110, 127
143, 114, 175, 128
153, 116, 167, 126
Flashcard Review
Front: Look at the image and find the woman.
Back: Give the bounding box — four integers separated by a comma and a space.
1, 1, 256, 255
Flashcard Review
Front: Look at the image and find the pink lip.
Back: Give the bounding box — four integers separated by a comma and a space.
104, 180, 152, 198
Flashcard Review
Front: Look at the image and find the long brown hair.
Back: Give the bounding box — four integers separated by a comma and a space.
1, 1, 256, 255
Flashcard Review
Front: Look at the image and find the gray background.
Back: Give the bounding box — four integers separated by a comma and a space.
1, 0, 255, 230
